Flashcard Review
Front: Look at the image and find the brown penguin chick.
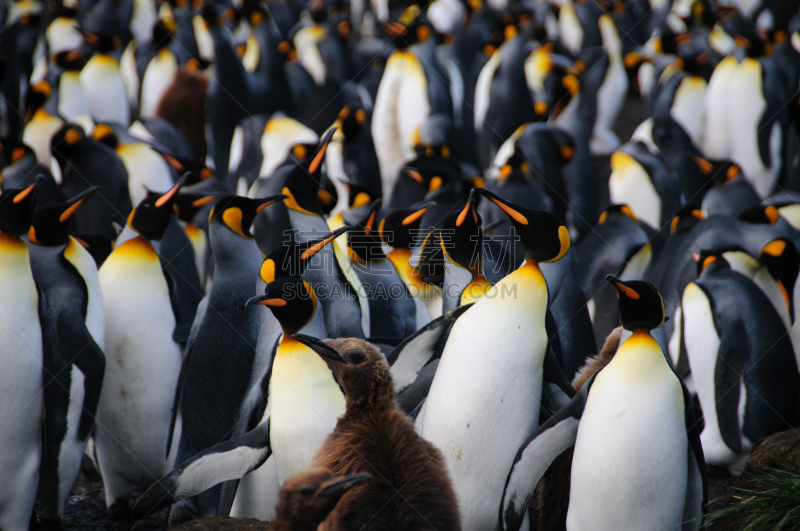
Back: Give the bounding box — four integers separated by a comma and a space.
292, 336, 463, 531
571, 326, 622, 391
272, 468, 374, 531
155, 64, 208, 158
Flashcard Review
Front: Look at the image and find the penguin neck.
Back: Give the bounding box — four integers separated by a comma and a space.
0, 232, 26, 248
339, 373, 397, 422
209, 222, 262, 273
611, 328, 669, 378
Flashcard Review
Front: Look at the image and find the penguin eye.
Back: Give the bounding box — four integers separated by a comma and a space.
348, 353, 366, 364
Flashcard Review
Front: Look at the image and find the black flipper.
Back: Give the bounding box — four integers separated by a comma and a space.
714, 322, 749, 454
396, 358, 439, 417
133, 420, 272, 520
500, 377, 594, 531
388, 304, 472, 392
680, 381, 707, 530
162, 266, 189, 344
540, 344, 576, 423
56, 311, 106, 441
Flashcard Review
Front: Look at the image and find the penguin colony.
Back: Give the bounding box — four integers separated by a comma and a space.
1, 0, 800, 530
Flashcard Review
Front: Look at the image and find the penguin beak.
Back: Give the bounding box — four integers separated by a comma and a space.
191, 195, 219, 208
456, 194, 478, 227
255, 194, 288, 214
605, 275, 640, 300
317, 472, 373, 498
246, 294, 288, 307
60, 186, 100, 222
471, 188, 529, 226
13, 175, 43, 203
155, 176, 186, 208
356, 200, 382, 235
300, 225, 353, 261
292, 334, 344, 363
308, 127, 337, 175
402, 201, 436, 226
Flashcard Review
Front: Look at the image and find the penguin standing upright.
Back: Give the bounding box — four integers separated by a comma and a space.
80, 35, 130, 125
681, 250, 799, 466
0, 181, 45, 531
22, 80, 64, 167
132, 231, 349, 523
28, 189, 106, 530
500, 277, 706, 531
417, 189, 572, 531
94, 180, 186, 520
171, 194, 286, 520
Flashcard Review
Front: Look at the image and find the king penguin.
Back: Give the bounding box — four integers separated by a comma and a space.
417, 188, 572, 530
94, 180, 186, 520
170, 193, 286, 521
681, 250, 799, 466
0, 180, 45, 531
132, 230, 348, 524
80, 34, 130, 125
28, 189, 107, 530
500, 276, 706, 531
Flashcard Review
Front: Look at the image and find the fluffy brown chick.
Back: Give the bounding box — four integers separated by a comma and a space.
292, 336, 462, 531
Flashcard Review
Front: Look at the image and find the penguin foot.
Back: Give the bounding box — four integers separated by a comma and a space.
108, 499, 132, 520
168, 499, 199, 527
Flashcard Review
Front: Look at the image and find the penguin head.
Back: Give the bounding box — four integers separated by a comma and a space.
127, 179, 185, 241
378, 201, 436, 250
599, 204, 640, 226
413, 229, 445, 285
760, 238, 800, 322
258, 224, 352, 284
83, 32, 122, 54
472, 188, 569, 263
0, 140, 35, 168
0, 177, 41, 235
337, 105, 368, 140
51, 124, 87, 166
28, 187, 98, 246
91, 123, 119, 149
51, 49, 87, 71
605, 275, 666, 331
693, 249, 729, 277
738, 205, 781, 225
246, 277, 317, 334
318, 174, 339, 216
209, 194, 286, 239
282, 128, 336, 217
668, 204, 704, 234
24, 80, 52, 122
173, 192, 218, 224
275, 468, 373, 529
292, 336, 396, 407
443, 193, 483, 270
347, 200, 385, 263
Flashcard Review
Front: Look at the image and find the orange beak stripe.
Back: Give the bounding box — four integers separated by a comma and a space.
13, 183, 36, 203
614, 283, 640, 299
491, 198, 528, 225
402, 208, 428, 226
255, 199, 279, 214
365, 211, 376, 235
456, 201, 471, 227
301, 234, 337, 261
260, 298, 287, 307
192, 195, 217, 208
59, 198, 86, 222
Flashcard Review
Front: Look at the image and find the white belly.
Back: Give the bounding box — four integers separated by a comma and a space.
96, 247, 182, 504
140, 51, 177, 117
702, 57, 738, 160
671, 76, 706, 148
419, 266, 548, 531
23, 111, 63, 166
58, 71, 90, 121
57, 367, 87, 513
591, 54, 627, 155
568, 367, 687, 530
0, 248, 43, 530
65, 237, 105, 350
118, 143, 175, 206
682, 283, 747, 465
80, 56, 130, 125
609, 152, 661, 229
269, 343, 345, 485
230, 454, 280, 520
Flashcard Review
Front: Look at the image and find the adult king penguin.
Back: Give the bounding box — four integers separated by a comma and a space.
500, 276, 706, 531
417, 188, 572, 531
28, 189, 106, 530
681, 250, 799, 466
171, 193, 286, 521
0, 180, 44, 531
95, 180, 186, 520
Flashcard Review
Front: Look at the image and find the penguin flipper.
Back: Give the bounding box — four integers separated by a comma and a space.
714, 326, 749, 454
396, 359, 439, 417
133, 420, 272, 520
540, 344, 577, 423
500, 378, 593, 531
162, 266, 190, 343
681, 381, 708, 530
388, 304, 472, 393
56, 311, 106, 441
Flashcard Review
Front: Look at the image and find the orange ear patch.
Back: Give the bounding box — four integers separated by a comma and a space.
763, 240, 786, 257
615, 284, 640, 299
